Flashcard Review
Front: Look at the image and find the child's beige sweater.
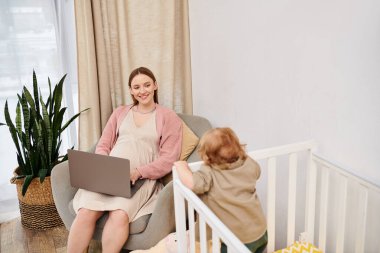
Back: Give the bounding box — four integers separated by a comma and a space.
192, 157, 267, 243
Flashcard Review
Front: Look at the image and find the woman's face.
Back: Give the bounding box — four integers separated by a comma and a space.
129, 74, 157, 106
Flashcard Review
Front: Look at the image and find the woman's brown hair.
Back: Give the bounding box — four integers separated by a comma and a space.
128, 66, 159, 105
198, 127, 247, 169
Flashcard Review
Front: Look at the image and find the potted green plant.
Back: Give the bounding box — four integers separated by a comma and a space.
0, 70, 87, 230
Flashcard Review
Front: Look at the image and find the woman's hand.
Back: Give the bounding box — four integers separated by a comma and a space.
130, 168, 142, 185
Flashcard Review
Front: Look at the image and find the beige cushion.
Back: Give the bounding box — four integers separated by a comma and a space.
160, 121, 199, 185
180, 121, 199, 161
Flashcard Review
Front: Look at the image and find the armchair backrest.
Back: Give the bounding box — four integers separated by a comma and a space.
177, 113, 212, 163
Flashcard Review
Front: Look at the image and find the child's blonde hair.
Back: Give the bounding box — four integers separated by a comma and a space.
198, 127, 247, 169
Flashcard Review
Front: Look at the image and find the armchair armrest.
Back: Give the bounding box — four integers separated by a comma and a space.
51, 161, 78, 229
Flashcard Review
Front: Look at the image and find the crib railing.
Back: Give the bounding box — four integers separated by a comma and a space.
173, 140, 317, 253
174, 140, 380, 252
311, 154, 380, 253
248, 140, 317, 252
173, 161, 251, 253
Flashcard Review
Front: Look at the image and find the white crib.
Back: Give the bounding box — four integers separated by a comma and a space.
173, 140, 380, 253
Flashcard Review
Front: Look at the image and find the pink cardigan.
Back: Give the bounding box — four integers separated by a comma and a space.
95, 104, 183, 179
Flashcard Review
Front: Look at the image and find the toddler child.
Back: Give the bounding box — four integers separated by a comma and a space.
174, 127, 267, 253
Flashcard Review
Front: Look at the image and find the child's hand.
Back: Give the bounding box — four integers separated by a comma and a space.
174, 161, 188, 170
173, 161, 194, 189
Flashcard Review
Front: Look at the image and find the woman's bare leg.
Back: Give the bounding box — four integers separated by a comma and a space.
67, 208, 104, 253
102, 209, 130, 253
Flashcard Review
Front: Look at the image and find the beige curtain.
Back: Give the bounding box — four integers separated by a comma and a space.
75, 0, 192, 151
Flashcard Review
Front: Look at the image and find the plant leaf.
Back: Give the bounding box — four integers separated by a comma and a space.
16, 153, 26, 174
15, 96, 30, 170
52, 139, 62, 166
61, 153, 69, 162
4, 101, 22, 158
20, 93, 31, 150
40, 95, 52, 167
46, 78, 51, 106
15, 101, 22, 137
23, 86, 37, 120
53, 107, 66, 143
60, 108, 89, 134
21, 175, 34, 196
39, 169, 48, 182
35, 120, 48, 176
32, 70, 40, 116
53, 75, 66, 117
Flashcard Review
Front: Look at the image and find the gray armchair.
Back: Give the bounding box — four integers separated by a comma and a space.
51, 113, 212, 251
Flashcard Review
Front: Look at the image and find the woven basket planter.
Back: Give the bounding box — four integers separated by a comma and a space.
11, 169, 64, 230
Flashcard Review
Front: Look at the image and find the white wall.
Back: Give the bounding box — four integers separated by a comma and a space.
189, 0, 380, 187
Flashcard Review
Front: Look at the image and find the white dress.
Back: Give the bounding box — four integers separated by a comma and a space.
73, 111, 163, 222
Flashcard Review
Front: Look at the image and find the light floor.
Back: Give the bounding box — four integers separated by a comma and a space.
0, 218, 102, 253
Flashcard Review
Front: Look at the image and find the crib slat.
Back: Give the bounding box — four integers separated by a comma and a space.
318, 166, 330, 252
199, 216, 207, 253
188, 202, 196, 253
305, 153, 317, 243
267, 157, 277, 252
173, 181, 188, 252
355, 186, 368, 253
287, 153, 297, 246
226, 245, 237, 253
212, 231, 220, 253
335, 177, 348, 253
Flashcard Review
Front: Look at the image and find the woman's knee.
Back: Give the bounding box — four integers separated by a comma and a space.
108, 209, 129, 226
76, 208, 104, 224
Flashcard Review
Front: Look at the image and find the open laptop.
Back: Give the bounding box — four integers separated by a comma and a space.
68, 149, 145, 198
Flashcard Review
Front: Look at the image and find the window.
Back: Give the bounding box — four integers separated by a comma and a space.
0, 0, 78, 222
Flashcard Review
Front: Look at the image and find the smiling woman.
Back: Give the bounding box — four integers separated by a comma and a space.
0, 0, 78, 223
67, 66, 183, 253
